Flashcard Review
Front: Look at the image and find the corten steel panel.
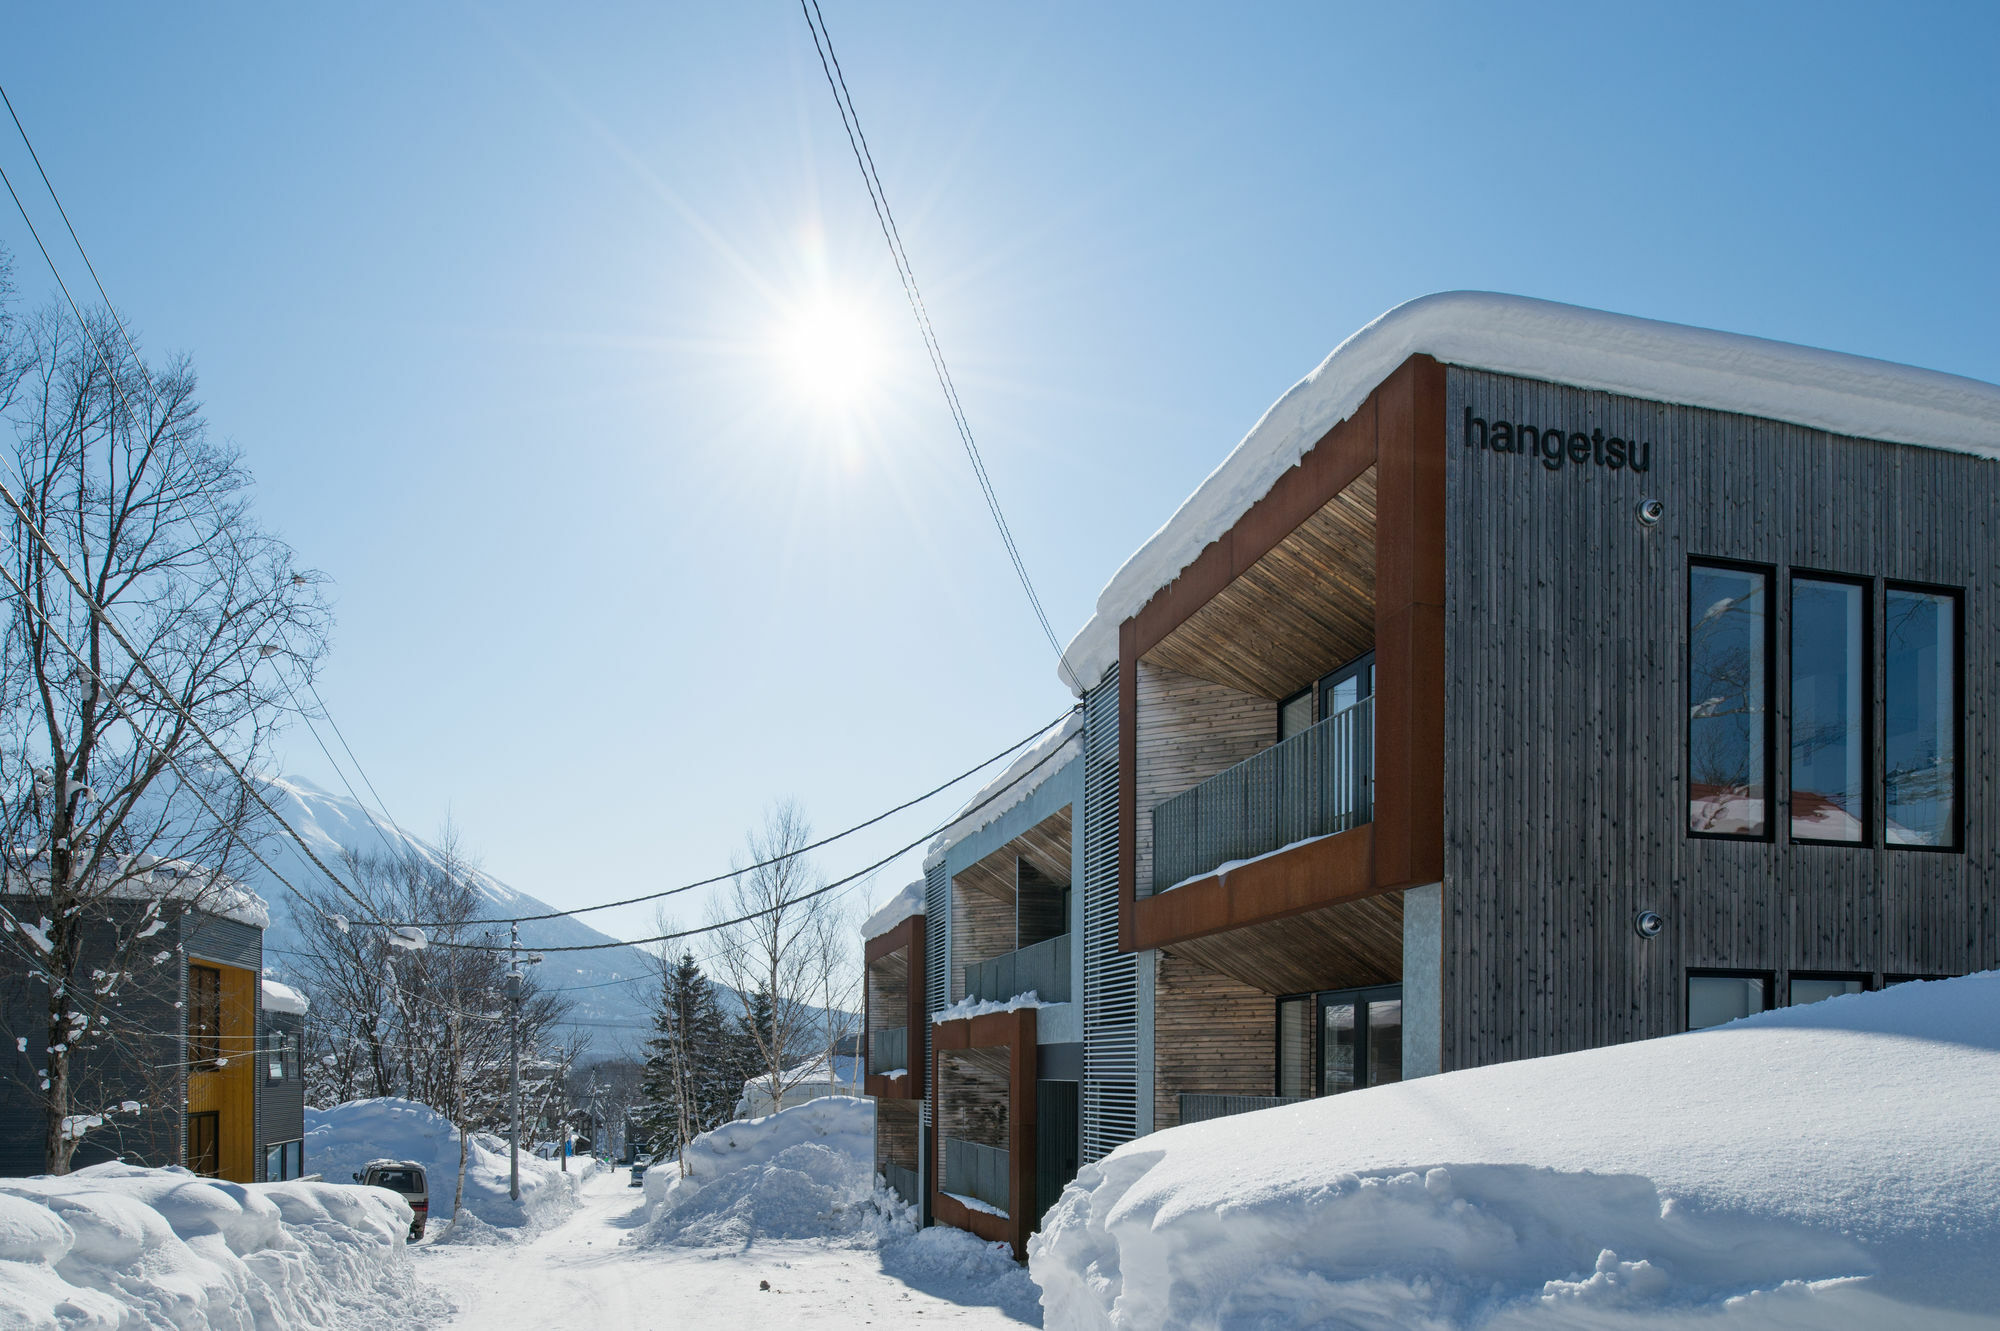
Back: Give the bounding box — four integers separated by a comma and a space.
865, 915, 926, 1100
1443, 367, 2000, 1072
1118, 356, 1448, 955
929, 1005, 1039, 1260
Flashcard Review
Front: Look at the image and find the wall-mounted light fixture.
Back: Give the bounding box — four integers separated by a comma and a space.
1634, 909, 1664, 939
1636, 498, 1664, 527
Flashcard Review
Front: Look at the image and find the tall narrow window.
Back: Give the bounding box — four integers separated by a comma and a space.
1885, 586, 1958, 848
1790, 576, 1867, 843
1689, 564, 1770, 836
1276, 996, 1312, 1098
188, 965, 222, 1066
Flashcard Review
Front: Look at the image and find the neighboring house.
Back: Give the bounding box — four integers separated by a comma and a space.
0, 859, 306, 1183
733, 1052, 863, 1119
258, 979, 309, 1181
866, 718, 1086, 1257
869, 290, 2000, 1254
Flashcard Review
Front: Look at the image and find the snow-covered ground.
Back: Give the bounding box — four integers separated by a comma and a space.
305, 1098, 583, 1239
1032, 972, 2000, 1329
424, 1135, 1048, 1319
0, 1162, 439, 1330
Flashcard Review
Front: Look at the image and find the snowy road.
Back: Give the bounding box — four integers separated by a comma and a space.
414, 1166, 1039, 1329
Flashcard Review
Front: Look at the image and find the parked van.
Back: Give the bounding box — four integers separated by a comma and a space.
355, 1159, 430, 1239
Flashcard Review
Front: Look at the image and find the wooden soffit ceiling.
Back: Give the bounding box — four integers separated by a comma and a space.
1164, 890, 1402, 996
952, 805, 1074, 904
1142, 466, 1377, 700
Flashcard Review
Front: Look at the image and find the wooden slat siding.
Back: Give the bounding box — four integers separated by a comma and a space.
937, 1046, 1012, 1150
1135, 662, 1275, 898
1443, 367, 2000, 1073
949, 875, 1014, 1004
1079, 674, 1137, 1162
1166, 892, 1402, 996
954, 807, 1074, 905
1150, 950, 1277, 1130
1145, 470, 1380, 701
866, 914, 926, 1100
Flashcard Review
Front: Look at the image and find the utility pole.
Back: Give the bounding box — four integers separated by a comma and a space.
506, 924, 523, 1204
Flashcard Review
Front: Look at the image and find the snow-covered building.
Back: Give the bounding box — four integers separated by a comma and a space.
862, 713, 1086, 1258
0, 862, 310, 1183
1052, 289, 2000, 1157
871, 290, 2000, 1259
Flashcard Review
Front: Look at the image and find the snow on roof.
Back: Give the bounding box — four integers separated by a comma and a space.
1031, 971, 2000, 1325
922, 711, 1081, 872
1060, 291, 2000, 693
861, 879, 925, 943
2, 850, 269, 930
261, 978, 309, 1015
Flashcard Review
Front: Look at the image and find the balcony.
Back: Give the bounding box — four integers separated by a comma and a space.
941, 1137, 1010, 1215
1178, 1093, 1308, 1125
1151, 695, 1374, 894
962, 932, 1071, 1006
868, 1025, 908, 1076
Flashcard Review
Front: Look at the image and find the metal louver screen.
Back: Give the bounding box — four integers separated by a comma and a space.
1080, 673, 1137, 1162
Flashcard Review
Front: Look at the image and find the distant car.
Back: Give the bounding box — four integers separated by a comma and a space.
629, 1156, 649, 1187
354, 1159, 430, 1240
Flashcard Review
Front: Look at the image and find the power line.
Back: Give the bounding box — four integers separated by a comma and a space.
797, 0, 1082, 693
0, 80, 416, 864
437, 715, 1076, 953
399, 708, 1068, 928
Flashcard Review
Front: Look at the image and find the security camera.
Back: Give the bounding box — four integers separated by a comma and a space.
1636, 498, 1664, 527
1634, 910, 1664, 939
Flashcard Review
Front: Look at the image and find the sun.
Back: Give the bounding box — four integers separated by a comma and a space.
773, 297, 886, 411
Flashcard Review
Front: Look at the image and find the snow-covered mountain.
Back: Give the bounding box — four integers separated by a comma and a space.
244, 774, 658, 1058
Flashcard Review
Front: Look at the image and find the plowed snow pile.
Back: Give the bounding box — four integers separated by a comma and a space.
0, 1162, 440, 1330
641, 1096, 1039, 1320
1031, 972, 2000, 1330
305, 1097, 580, 1241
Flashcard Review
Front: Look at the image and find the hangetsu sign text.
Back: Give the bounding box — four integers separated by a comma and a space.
1464, 407, 1652, 474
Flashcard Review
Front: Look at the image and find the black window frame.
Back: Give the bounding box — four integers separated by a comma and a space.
1784, 970, 1872, 1005
1687, 559, 1777, 843
1317, 651, 1375, 722
266, 1029, 293, 1083
187, 1109, 220, 1177
1882, 579, 1964, 854
1884, 972, 1953, 986
1684, 967, 1773, 1032
1273, 983, 1402, 1096
187, 964, 223, 1067
1786, 569, 1874, 848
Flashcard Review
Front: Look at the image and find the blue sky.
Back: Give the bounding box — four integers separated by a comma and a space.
3, 3, 1995, 941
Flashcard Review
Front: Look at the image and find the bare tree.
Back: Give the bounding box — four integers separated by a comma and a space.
0, 284, 330, 1173
291, 824, 572, 1218
707, 800, 838, 1111
808, 901, 862, 1096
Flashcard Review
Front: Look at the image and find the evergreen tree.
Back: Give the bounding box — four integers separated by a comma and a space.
637, 950, 733, 1162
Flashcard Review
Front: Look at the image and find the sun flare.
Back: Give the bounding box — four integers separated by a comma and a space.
773, 298, 886, 411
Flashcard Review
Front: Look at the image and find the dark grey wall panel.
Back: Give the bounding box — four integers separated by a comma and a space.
256, 1009, 307, 1179
1442, 368, 2000, 1070
182, 913, 261, 970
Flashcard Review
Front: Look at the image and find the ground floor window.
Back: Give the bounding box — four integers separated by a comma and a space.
1788, 973, 1868, 1006
1686, 971, 1772, 1030
265, 1139, 304, 1181
187, 1111, 220, 1177
1276, 984, 1402, 1097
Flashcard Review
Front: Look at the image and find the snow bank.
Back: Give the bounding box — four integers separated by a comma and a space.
1060, 291, 2000, 692
304, 1098, 579, 1239
862, 879, 925, 943
639, 1097, 1041, 1318
0, 1161, 440, 1330
641, 1096, 884, 1247
1031, 972, 2000, 1329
